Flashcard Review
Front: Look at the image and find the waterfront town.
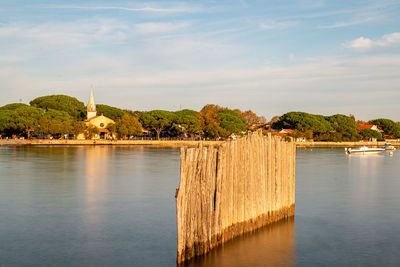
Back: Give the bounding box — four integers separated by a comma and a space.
0, 90, 399, 144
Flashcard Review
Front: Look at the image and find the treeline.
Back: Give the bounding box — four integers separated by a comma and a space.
272, 112, 400, 141
0, 95, 266, 139
1, 95, 398, 141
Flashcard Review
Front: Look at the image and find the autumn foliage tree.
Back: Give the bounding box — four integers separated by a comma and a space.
199, 105, 247, 138
200, 105, 228, 138
112, 115, 143, 139
235, 109, 266, 128
72, 121, 87, 139
85, 125, 99, 139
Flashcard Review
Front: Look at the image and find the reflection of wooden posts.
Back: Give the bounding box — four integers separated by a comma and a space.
176, 131, 296, 264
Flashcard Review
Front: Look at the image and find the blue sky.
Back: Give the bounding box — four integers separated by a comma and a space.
1, 0, 399, 121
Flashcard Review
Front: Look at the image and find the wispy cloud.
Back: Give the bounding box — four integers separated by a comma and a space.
259, 20, 298, 30
344, 32, 400, 51
47, 4, 201, 14
316, 0, 396, 29
0, 20, 130, 47
318, 17, 374, 29
134, 22, 190, 35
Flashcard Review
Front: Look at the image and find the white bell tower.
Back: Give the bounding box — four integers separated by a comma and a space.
87, 88, 97, 120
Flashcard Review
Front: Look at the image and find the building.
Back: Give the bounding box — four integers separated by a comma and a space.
77, 89, 115, 140
357, 125, 382, 133
279, 129, 295, 135
275, 129, 309, 142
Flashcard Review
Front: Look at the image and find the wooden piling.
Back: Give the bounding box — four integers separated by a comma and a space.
175, 131, 296, 264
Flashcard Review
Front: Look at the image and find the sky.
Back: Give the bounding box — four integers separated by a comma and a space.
0, 0, 399, 121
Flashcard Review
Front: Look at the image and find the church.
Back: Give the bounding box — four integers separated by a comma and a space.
77, 89, 115, 140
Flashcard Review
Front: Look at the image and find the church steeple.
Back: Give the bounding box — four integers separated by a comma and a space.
87, 88, 97, 120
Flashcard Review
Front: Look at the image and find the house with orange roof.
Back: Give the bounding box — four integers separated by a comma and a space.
279, 129, 295, 135
357, 125, 382, 133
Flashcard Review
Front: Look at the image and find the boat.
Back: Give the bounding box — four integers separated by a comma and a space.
383, 143, 396, 150
345, 146, 385, 155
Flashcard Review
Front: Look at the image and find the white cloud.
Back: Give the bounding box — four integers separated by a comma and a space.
344, 32, 400, 51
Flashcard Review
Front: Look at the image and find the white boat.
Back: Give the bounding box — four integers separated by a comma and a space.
345, 146, 385, 155
384, 143, 396, 150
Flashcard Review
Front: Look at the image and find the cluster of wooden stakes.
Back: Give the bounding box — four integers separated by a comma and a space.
175, 131, 296, 264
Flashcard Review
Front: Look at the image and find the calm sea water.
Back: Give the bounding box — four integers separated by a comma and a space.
0, 146, 399, 267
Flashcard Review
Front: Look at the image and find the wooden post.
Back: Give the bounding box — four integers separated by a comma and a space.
176, 131, 296, 263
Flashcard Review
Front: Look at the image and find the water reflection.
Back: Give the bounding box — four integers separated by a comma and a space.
185, 218, 295, 267
83, 146, 112, 238
1, 146, 400, 266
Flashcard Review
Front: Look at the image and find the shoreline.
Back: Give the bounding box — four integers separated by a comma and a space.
0, 139, 223, 147
295, 141, 400, 148
0, 139, 399, 148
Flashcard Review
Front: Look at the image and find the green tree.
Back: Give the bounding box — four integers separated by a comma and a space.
369, 119, 400, 138
173, 109, 202, 137
0, 106, 44, 138
46, 120, 72, 137
272, 112, 333, 139
96, 104, 126, 121
124, 110, 143, 118
30, 95, 85, 120
0, 108, 48, 138
0, 109, 15, 136
216, 109, 247, 136
0, 103, 29, 110
327, 114, 359, 141
359, 129, 383, 140
43, 109, 73, 122
139, 110, 175, 139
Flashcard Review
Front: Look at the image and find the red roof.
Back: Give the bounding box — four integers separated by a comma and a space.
384, 135, 396, 139
272, 132, 288, 137
358, 125, 375, 130
283, 129, 294, 134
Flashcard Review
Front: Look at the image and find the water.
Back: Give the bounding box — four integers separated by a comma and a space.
0, 146, 399, 266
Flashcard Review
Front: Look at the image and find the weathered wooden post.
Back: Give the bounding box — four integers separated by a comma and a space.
175, 131, 296, 264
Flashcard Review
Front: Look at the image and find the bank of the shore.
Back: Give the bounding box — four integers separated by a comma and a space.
1, 139, 399, 148
296, 141, 400, 148
0, 139, 223, 147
